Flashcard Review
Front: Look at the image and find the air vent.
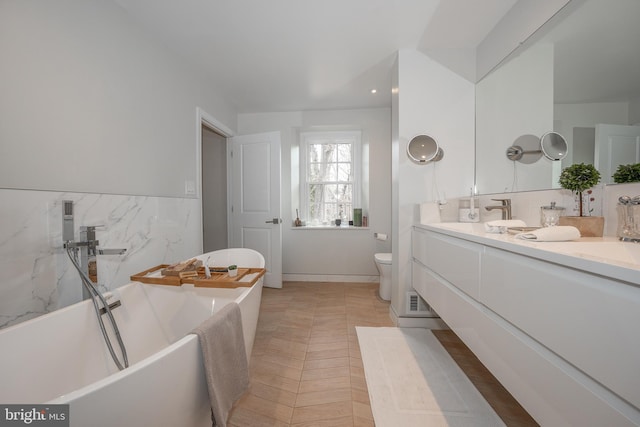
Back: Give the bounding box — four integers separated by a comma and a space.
406, 291, 432, 314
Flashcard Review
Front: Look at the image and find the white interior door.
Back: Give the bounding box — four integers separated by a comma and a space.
230, 131, 282, 288
595, 124, 640, 183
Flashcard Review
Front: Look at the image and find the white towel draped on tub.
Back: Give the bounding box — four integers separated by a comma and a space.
516, 226, 581, 242
192, 302, 249, 427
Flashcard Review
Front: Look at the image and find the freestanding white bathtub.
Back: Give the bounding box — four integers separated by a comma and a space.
0, 248, 264, 427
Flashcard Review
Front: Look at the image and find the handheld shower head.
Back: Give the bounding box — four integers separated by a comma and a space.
62, 200, 74, 242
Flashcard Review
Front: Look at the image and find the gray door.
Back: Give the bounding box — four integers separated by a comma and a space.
202, 126, 228, 252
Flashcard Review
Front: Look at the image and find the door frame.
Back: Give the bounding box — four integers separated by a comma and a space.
595, 123, 640, 184
195, 107, 234, 253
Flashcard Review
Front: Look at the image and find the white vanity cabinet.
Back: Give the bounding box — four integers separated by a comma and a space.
411, 227, 481, 299
411, 225, 640, 426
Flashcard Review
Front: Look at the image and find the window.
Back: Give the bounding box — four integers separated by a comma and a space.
300, 131, 361, 226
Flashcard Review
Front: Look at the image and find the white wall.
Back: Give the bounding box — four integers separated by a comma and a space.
629, 96, 640, 125
0, 0, 237, 328
0, 0, 237, 197
392, 49, 475, 318
238, 108, 391, 280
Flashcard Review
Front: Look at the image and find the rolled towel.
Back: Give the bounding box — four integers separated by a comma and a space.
516, 226, 581, 242
484, 219, 527, 234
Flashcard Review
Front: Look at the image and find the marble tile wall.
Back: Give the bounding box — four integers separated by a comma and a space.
439, 182, 640, 237
0, 188, 201, 329
5, 183, 638, 331
439, 187, 600, 225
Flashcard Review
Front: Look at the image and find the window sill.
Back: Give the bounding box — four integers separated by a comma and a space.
291, 225, 370, 231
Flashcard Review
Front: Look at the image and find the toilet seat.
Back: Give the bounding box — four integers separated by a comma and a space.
374, 253, 392, 264
374, 253, 392, 301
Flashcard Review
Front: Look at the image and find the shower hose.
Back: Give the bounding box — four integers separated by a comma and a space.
66, 247, 129, 371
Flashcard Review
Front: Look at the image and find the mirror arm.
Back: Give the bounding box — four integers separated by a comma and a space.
506, 145, 541, 161
507, 132, 568, 162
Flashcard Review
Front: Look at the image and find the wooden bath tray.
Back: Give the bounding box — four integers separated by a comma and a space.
130, 264, 181, 286
131, 265, 266, 288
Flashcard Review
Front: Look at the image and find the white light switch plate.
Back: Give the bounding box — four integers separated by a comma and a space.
184, 180, 196, 196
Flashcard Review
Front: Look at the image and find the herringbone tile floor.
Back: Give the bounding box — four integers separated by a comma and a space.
228, 282, 536, 426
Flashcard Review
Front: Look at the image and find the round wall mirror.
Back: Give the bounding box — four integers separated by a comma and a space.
540, 132, 568, 161
506, 132, 568, 162
407, 134, 444, 163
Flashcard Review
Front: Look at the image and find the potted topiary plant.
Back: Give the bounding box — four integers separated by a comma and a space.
612, 163, 640, 183
558, 163, 603, 236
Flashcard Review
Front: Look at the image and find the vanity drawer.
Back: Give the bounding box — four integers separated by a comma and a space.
413, 258, 637, 426
412, 228, 482, 299
480, 246, 640, 410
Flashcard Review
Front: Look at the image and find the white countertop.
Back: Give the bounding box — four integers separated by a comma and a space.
415, 222, 640, 286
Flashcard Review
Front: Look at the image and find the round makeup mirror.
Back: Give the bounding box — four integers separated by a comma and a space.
540, 131, 568, 161
506, 132, 568, 162
407, 134, 444, 164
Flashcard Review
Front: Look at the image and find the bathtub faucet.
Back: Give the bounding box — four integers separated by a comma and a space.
62, 201, 129, 370
65, 225, 126, 300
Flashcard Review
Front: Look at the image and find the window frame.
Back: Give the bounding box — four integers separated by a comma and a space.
300, 130, 362, 226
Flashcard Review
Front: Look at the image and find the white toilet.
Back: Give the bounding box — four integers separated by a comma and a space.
374, 253, 392, 301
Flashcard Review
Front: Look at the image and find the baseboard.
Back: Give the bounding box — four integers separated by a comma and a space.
389, 305, 449, 329
399, 317, 449, 329
283, 274, 379, 283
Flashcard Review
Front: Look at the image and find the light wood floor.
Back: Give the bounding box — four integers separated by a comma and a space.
228, 282, 537, 426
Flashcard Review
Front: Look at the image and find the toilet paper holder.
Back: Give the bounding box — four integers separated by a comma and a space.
374, 232, 388, 241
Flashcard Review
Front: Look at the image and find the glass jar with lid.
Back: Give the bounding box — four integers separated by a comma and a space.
540, 202, 565, 227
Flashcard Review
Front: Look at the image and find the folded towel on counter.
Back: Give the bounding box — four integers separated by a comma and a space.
484, 219, 527, 234
192, 302, 248, 427
516, 226, 581, 242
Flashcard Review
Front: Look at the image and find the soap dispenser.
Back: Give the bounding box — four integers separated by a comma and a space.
459, 190, 480, 223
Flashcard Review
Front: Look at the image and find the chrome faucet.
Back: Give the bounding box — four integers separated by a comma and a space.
485, 198, 512, 220
65, 225, 126, 300
61, 201, 129, 370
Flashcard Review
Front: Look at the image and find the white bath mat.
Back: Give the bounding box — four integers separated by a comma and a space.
356, 327, 505, 427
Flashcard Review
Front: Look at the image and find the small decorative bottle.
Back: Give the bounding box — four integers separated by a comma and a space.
353, 208, 363, 227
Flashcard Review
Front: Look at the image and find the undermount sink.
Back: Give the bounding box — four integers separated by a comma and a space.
544, 241, 640, 266
425, 222, 640, 269
429, 222, 487, 233
429, 221, 536, 235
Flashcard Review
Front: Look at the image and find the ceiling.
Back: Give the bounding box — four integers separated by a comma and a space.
113, 0, 517, 113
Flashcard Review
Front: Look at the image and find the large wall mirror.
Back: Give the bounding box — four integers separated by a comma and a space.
475, 0, 640, 194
